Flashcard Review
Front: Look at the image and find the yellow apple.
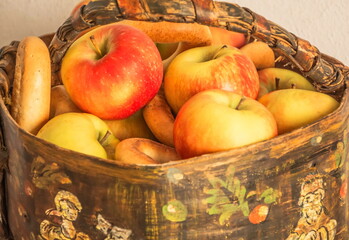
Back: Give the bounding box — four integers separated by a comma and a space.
37, 113, 119, 159
257, 68, 316, 99
258, 89, 340, 134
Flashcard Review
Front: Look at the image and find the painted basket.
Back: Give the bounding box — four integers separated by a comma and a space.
0, 0, 349, 239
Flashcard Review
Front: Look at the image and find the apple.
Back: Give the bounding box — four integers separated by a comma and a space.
104, 109, 156, 141
60, 23, 163, 120
50, 85, 82, 119
173, 89, 278, 159
240, 41, 275, 70
209, 27, 247, 48
258, 89, 340, 134
257, 68, 316, 99
164, 45, 259, 114
37, 112, 119, 159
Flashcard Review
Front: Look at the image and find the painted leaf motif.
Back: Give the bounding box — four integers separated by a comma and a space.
260, 187, 279, 204
162, 199, 188, 222
205, 165, 253, 225
240, 201, 250, 217
219, 204, 239, 225
208, 176, 227, 189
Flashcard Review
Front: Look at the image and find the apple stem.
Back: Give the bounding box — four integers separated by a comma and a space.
90, 35, 102, 57
236, 97, 245, 110
275, 77, 280, 90
99, 130, 111, 146
213, 45, 228, 59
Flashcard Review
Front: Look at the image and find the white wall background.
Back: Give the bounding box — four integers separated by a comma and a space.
0, 0, 348, 66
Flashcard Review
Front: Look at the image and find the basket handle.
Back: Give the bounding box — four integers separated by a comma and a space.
0, 41, 17, 239
49, 0, 349, 96
0, 41, 19, 164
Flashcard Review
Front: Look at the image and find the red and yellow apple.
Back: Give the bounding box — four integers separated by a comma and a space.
60, 23, 163, 120
258, 89, 340, 134
173, 89, 278, 159
257, 68, 316, 99
164, 45, 259, 114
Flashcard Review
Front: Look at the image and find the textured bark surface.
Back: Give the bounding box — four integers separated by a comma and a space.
0, 1, 349, 239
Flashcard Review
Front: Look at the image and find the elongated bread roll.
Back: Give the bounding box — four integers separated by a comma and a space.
143, 89, 175, 147
11, 36, 51, 134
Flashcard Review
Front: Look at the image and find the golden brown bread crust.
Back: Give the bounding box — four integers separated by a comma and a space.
11, 36, 51, 134
143, 89, 175, 147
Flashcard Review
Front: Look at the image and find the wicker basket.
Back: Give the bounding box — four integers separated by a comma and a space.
0, 0, 348, 239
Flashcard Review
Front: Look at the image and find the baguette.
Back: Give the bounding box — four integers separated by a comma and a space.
11, 36, 51, 134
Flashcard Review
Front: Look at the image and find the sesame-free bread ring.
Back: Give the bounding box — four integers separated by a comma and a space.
10, 36, 51, 134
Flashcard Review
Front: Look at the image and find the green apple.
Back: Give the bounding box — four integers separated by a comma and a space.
173, 89, 278, 159
257, 68, 315, 99
258, 89, 340, 134
37, 112, 119, 159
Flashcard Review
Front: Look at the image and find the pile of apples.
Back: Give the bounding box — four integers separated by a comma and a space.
36, 8, 340, 163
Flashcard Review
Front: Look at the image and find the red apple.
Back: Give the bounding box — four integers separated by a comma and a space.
173, 89, 278, 159
164, 45, 259, 114
61, 23, 163, 120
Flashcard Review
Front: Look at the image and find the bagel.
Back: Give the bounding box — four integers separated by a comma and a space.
143, 89, 175, 147
114, 138, 180, 165
11, 36, 51, 134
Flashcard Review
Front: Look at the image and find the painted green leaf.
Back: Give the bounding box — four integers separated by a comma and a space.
162, 200, 188, 222
260, 188, 274, 199
218, 204, 239, 225
240, 201, 250, 216
204, 188, 222, 195
260, 187, 278, 204
208, 176, 227, 189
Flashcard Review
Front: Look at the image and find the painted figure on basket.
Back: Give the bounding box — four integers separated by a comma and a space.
286, 174, 337, 240
38, 190, 91, 240
96, 214, 132, 240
